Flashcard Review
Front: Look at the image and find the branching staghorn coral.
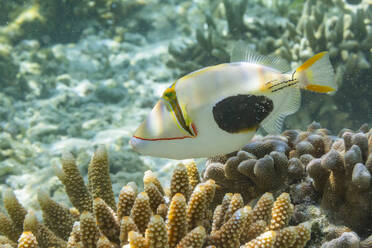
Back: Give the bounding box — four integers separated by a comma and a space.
145, 215, 168, 248
2, 189, 27, 236
167, 193, 187, 248
186, 160, 201, 192
88, 145, 116, 211
0, 145, 312, 248
80, 211, 99, 247
56, 151, 93, 213
66, 222, 81, 248
170, 163, 190, 202
144, 182, 165, 213
93, 197, 120, 244
117, 185, 137, 221
17, 231, 38, 248
23, 211, 66, 248
37, 189, 75, 240
120, 216, 138, 246
130, 192, 152, 235
0, 210, 21, 243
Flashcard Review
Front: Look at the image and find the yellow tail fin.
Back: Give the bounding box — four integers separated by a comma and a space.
295, 52, 336, 93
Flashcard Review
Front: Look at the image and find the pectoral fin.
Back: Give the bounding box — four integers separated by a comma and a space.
213, 94, 273, 133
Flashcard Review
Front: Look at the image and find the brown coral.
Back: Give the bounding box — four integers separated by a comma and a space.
96, 235, 115, 248
0, 211, 20, 242
290, 223, 311, 248
117, 185, 137, 221
252, 192, 274, 223
143, 170, 165, 196
0, 137, 317, 248
88, 145, 116, 211
93, 198, 120, 244
176, 226, 206, 248
186, 184, 208, 230
37, 190, 75, 240
201, 122, 372, 239
223, 193, 244, 223
128, 231, 147, 248
57, 151, 93, 213
241, 231, 277, 248
204, 141, 291, 202
207, 207, 250, 248
2, 189, 27, 237
67, 222, 82, 248
17, 231, 38, 248
144, 182, 165, 213
130, 192, 152, 235
120, 216, 138, 246
186, 160, 201, 192
80, 211, 99, 248
145, 215, 168, 248
156, 203, 168, 220
167, 193, 187, 248
170, 163, 190, 201
268, 193, 293, 231
23, 211, 66, 248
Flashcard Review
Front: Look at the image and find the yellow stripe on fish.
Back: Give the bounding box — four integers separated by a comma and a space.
305, 85, 335, 93
162, 82, 196, 137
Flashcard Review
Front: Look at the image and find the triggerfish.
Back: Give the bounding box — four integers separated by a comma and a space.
130, 45, 336, 159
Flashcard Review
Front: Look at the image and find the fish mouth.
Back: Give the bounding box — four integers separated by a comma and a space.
130, 99, 195, 152
129, 136, 148, 154
129, 136, 140, 151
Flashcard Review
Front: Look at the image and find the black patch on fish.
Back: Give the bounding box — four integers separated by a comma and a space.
213, 94, 273, 133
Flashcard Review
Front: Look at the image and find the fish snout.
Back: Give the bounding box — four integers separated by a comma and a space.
129, 136, 140, 152
129, 99, 193, 156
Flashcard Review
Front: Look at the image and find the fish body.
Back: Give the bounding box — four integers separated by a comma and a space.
130, 49, 336, 159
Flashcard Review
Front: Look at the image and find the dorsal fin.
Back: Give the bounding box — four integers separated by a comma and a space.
230, 42, 291, 73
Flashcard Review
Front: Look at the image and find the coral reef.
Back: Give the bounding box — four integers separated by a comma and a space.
308, 130, 372, 234
0, 145, 313, 248
0, 2, 371, 247
0, 124, 371, 247
203, 122, 372, 244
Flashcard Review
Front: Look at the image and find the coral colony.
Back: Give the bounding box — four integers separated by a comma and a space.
0, 145, 311, 248
0, 122, 372, 247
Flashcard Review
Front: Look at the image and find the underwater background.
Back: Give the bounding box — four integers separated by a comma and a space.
0, 0, 371, 247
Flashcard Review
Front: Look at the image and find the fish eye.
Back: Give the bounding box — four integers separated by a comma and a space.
163, 88, 176, 100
